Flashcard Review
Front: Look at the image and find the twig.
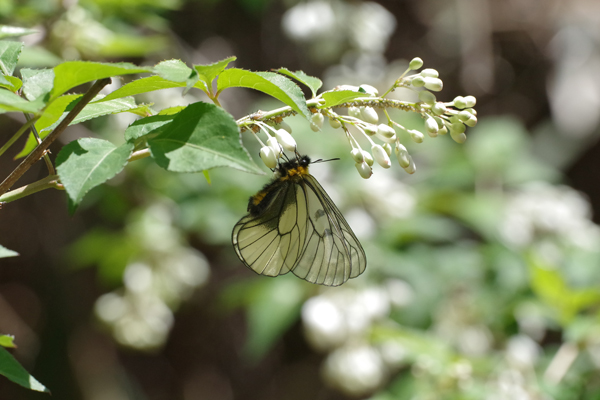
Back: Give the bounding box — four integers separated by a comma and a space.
0, 78, 111, 196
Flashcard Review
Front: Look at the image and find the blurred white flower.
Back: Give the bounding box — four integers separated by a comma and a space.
282, 1, 336, 41
506, 334, 541, 369
322, 344, 386, 396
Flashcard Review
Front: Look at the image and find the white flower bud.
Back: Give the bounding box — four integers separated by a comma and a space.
274, 128, 297, 151
457, 110, 472, 122
451, 132, 467, 143
267, 136, 282, 158
453, 96, 466, 109
431, 102, 447, 116
449, 123, 467, 143
376, 124, 395, 139
394, 144, 410, 168
355, 161, 373, 179
372, 144, 391, 169
423, 77, 443, 92
364, 124, 377, 136
421, 68, 439, 78
425, 116, 439, 137
351, 148, 364, 163
411, 76, 425, 87
382, 143, 392, 156
348, 106, 361, 119
403, 157, 416, 174
466, 108, 477, 116
464, 95, 477, 108
359, 84, 379, 97
329, 117, 341, 129
277, 120, 292, 134
311, 112, 324, 131
437, 124, 448, 135
409, 57, 423, 70
408, 129, 424, 143
360, 107, 379, 124
418, 91, 436, 104
362, 150, 374, 166
260, 146, 277, 169
337, 85, 360, 92
464, 115, 478, 127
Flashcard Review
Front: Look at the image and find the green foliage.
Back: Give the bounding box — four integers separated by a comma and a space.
276, 68, 323, 98
0, 346, 48, 393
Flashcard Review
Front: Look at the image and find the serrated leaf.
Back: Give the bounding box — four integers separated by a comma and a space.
194, 56, 237, 92
99, 76, 185, 102
158, 106, 185, 115
51, 61, 151, 99
21, 68, 54, 101
0, 244, 19, 258
0, 41, 23, 75
217, 68, 310, 119
0, 346, 49, 392
124, 114, 176, 142
16, 94, 81, 158
0, 89, 45, 114
41, 96, 142, 133
276, 68, 322, 98
148, 101, 262, 174
320, 90, 368, 108
0, 74, 21, 92
55, 138, 134, 209
0, 26, 37, 39
0, 335, 15, 348
153, 59, 198, 94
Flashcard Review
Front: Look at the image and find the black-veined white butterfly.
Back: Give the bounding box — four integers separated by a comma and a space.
232, 154, 366, 286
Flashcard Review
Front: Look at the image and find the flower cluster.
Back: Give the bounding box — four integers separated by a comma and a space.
247, 57, 478, 179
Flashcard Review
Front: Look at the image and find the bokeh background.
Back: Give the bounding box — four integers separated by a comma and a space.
2, 0, 600, 399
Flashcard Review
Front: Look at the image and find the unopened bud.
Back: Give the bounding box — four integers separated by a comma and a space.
425, 116, 439, 137
423, 77, 443, 92
403, 157, 416, 174
267, 137, 282, 158
351, 148, 364, 163
364, 124, 377, 136
274, 128, 297, 151
453, 96, 466, 109
277, 120, 292, 134
457, 110, 472, 122
408, 129, 424, 143
421, 68, 439, 78
464, 115, 478, 127
411, 76, 425, 87
372, 144, 391, 169
464, 95, 477, 108
449, 123, 467, 143
329, 117, 341, 129
355, 161, 373, 179
394, 144, 411, 168
409, 57, 423, 70
311, 112, 324, 131
382, 143, 392, 156
431, 102, 447, 116
360, 107, 379, 124
348, 106, 361, 119
362, 150, 374, 166
260, 146, 277, 169
418, 91, 436, 105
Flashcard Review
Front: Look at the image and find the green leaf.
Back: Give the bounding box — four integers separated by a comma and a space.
16, 94, 81, 159
158, 106, 185, 115
0, 89, 45, 114
154, 59, 198, 90
194, 56, 237, 92
275, 68, 322, 98
41, 96, 143, 133
0, 74, 21, 92
0, 26, 37, 39
148, 101, 262, 174
320, 90, 369, 108
21, 68, 54, 101
51, 61, 151, 99
217, 68, 311, 119
0, 244, 19, 258
99, 76, 185, 102
0, 346, 49, 392
0, 335, 15, 348
55, 138, 134, 210
124, 114, 176, 142
244, 278, 305, 362
0, 41, 23, 75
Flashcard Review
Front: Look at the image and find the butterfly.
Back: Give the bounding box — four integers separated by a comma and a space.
232, 153, 366, 286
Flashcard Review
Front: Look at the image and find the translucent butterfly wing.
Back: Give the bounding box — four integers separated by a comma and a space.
232, 182, 307, 277
290, 175, 366, 286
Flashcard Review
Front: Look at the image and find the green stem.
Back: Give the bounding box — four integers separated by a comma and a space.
24, 113, 55, 175
0, 118, 37, 157
0, 175, 63, 204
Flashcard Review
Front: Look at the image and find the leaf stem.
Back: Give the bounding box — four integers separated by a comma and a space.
0, 78, 111, 196
0, 174, 63, 204
24, 113, 55, 175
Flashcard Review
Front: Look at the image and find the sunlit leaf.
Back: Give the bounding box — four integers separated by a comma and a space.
124, 113, 176, 142
99, 76, 185, 102
320, 90, 368, 108
194, 56, 237, 92
275, 68, 322, 98
0, 25, 37, 39
0, 41, 23, 75
21, 68, 54, 101
0, 74, 21, 92
148, 101, 262, 174
0, 335, 15, 348
0, 347, 49, 392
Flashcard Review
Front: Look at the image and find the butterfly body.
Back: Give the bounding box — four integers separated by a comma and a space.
232, 155, 366, 286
